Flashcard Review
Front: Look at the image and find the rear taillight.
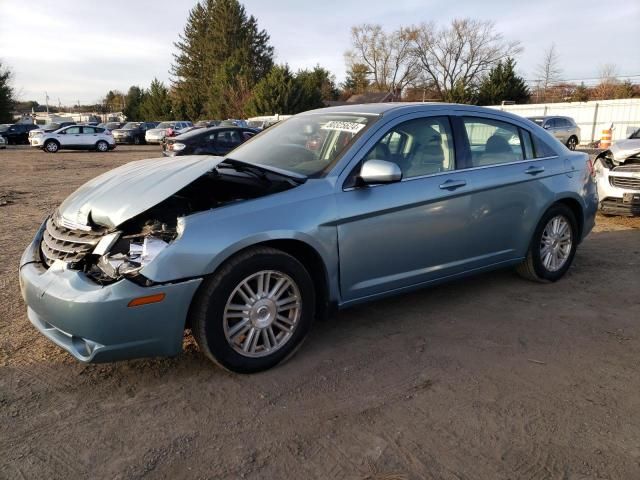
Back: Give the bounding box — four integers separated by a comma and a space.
587, 158, 595, 178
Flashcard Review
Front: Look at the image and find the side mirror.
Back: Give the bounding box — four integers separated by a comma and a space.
359, 159, 402, 185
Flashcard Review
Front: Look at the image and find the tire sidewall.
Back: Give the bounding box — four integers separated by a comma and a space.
45, 140, 58, 153
197, 250, 315, 373
530, 204, 578, 281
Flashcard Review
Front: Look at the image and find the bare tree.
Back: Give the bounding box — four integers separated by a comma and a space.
592, 63, 620, 100
345, 24, 420, 96
535, 43, 562, 102
409, 18, 521, 103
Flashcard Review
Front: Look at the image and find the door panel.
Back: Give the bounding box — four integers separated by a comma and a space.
336, 114, 473, 301
337, 175, 473, 301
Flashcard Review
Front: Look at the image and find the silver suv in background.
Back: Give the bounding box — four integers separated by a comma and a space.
527, 116, 580, 150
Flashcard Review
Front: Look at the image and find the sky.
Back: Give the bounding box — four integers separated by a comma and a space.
0, 0, 638, 106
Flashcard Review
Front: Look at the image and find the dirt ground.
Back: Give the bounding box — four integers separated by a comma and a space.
1, 145, 639, 480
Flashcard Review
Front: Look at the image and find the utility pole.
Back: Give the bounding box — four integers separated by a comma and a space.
45, 92, 49, 116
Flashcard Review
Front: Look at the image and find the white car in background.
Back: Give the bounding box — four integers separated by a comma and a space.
30, 125, 116, 153
594, 128, 640, 216
0, 135, 6, 149
145, 121, 193, 144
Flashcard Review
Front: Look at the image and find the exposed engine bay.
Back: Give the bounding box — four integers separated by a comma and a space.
40, 164, 302, 285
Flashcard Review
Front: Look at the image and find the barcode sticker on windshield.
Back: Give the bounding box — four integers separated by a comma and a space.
321, 121, 366, 134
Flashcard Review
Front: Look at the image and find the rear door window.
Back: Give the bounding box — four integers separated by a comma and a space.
462, 117, 524, 167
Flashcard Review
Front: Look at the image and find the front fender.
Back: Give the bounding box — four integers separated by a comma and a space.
139, 180, 338, 287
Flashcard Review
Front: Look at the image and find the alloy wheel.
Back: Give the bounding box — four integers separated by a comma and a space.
539, 215, 573, 272
223, 270, 302, 358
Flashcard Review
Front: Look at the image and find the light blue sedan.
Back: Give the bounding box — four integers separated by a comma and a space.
19, 103, 598, 373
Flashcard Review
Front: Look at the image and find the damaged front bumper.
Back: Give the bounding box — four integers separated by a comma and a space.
18, 222, 202, 362
595, 164, 640, 216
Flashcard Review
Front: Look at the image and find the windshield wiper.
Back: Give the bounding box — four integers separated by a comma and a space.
220, 158, 306, 184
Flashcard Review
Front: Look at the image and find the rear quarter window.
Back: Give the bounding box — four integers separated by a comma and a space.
532, 133, 558, 158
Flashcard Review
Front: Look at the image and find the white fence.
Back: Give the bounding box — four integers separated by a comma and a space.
489, 98, 640, 145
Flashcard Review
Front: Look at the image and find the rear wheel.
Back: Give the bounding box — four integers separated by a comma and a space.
44, 140, 59, 153
516, 204, 578, 282
566, 136, 578, 150
133, 136, 141, 145
191, 247, 315, 373
96, 140, 109, 152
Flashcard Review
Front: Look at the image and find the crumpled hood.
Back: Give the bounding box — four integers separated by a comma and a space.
610, 138, 640, 162
58, 155, 224, 229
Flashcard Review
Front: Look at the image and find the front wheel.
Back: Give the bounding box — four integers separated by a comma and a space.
566, 136, 578, 151
516, 204, 578, 282
44, 140, 59, 153
191, 247, 315, 373
133, 136, 141, 145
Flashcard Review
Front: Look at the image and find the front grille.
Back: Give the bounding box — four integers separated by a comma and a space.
610, 176, 640, 190
40, 216, 104, 267
613, 163, 640, 173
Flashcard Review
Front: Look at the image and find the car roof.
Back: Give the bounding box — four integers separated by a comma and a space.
300, 102, 542, 127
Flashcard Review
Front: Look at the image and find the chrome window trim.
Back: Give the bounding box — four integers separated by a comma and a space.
344, 155, 560, 190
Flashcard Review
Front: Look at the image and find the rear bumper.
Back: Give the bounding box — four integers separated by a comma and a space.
19, 224, 202, 362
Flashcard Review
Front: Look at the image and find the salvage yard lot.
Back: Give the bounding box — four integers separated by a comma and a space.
1, 145, 639, 479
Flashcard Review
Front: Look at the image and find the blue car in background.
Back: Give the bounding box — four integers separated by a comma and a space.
19, 103, 598, 373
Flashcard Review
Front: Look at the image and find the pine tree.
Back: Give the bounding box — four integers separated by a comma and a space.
123, 86, 146, 121
476, 58, 530, 106
245, 65, 305, 116
171, 0, 274, 120
140, 79, 172, 120
341, 63, 370, 97
0, 61, 14, 123
296, 66, 340, 101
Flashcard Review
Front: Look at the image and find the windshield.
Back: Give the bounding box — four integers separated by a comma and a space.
157, 122, 175, 129
43, 123, 60, 130
629, 128, 640, 139
247, 120, 263, 128
528, 117, 544, 126
123, 122, 140, 129
229, 113, 378, 177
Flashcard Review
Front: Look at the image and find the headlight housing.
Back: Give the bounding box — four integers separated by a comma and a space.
172, 142, 186, 151
94, 235, 169, 281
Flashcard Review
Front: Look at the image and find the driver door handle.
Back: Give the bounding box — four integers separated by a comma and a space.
439, 179, 467, 190
525, 166, 545, 175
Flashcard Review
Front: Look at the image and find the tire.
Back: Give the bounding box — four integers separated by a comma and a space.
566, 136, 578, 151
191, 247, 315, 373
96, 140, 109, 152
516, 203, 578, 282
134, 136, 141, 145
44, 140, 59, 153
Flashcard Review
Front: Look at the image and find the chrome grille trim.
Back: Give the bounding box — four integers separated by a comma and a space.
610, 176, 640, 190
613, 164, 640, 173
40, 216, 104, 267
